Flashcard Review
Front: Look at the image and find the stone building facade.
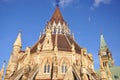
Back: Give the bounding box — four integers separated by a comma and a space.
0, 6, 120, 80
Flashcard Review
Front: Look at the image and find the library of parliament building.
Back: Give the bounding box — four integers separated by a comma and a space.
0, 5, 120, 80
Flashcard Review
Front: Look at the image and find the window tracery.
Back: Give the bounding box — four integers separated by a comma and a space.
61, 60, 67, 73
44, 60, 50, 73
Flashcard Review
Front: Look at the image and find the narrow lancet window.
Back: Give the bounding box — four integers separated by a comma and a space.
44, 60, 50, 73
61, 60, 67, 73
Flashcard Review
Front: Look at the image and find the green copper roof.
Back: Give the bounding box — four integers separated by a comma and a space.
95, 66, 120, 79
110, 66, 120, 74
100, 34, 108, 50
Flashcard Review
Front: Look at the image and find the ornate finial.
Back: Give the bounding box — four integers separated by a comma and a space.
72, 33, 74, 39
99, 27, 102, 35
2, 60, 6, 68
39, 32, 42, 39
3, 60, 6, 63
18, 30, 22, 34
56, 0, 60, 7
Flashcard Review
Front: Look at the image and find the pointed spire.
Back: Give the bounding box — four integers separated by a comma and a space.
50, 6, 64, 24
44, 2, 70, 35
100, 34, 107, 50
2, 60, 5, 68
1, 60, 6, 71
13, 31, 22, 48
0, 60, 6, 80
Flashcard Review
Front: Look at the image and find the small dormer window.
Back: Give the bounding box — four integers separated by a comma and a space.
114, 75, 119, 80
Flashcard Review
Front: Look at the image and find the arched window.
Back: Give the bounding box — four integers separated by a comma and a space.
44, 64, 46, 73
47, 64, 50, 73
44, 60, 50, 73
58, 26, 61, 34
61, 61, 67, 73
54, 27, 56, 34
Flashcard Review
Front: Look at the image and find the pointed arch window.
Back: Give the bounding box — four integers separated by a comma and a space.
44, 60, 50, 73
54, 27, 56, 34
58, 26, 61, 34
61, 60, 67, 73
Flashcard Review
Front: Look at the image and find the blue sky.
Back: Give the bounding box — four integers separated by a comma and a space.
0, 0, 120, 69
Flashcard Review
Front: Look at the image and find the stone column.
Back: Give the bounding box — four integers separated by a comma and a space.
52, 56, 58, 80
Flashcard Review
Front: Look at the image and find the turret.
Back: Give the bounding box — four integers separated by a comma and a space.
99, 34, 114, 67
0, 61, 6, 80
99, 34, 113, 80
4, 32, 22, 80
13, 32, 22, 53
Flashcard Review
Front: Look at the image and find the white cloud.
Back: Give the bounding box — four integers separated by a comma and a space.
59, 0, 73, 8
1, 0, 14, 2
91, 0, 111, 9
52, 0, 80, 8
94, 0, 111, 7
88, 16, 91, 22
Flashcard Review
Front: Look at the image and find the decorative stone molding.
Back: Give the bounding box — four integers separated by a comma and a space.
42, 28, 53, 51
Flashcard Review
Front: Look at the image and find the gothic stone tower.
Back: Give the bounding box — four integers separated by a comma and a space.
4, 6, 101, 80
98, 34, 114, 80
